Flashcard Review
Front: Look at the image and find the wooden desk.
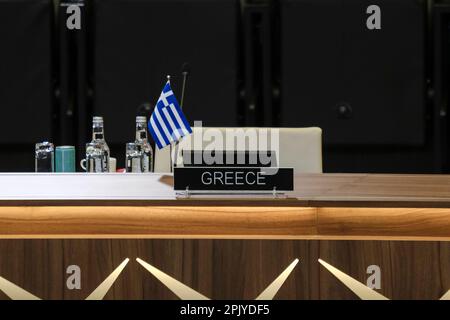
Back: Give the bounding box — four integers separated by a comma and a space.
0, 173, 448, 300
0, 173, 449, 240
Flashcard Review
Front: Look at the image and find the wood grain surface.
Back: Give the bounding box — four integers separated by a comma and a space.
0, 205, 448, 240
1, 173, 450, 206
0, 174, 449, 240
0, 239, 448, 300
0, 206, 317, 239
0, 175, 448, 300
317, 207, 450, 240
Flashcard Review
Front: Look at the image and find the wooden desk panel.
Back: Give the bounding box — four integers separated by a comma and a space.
1, 173, 450, 206
0, 174, 448, 299
317, 207, 450, 241
0, 239, 448, 300
0, 174, 450, 240
0, 205, 449, 240
0, 206, 317, 239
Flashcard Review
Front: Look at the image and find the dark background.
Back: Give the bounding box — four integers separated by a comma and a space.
0, 0, 449, 173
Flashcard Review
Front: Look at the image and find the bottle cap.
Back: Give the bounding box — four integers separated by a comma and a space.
136, 116, 147, 123
93, 116, 103, 123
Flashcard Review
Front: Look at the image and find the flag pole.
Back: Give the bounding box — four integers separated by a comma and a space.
180, 68, 188, 110
166, 75, 175, 173
172, 70, 189, 172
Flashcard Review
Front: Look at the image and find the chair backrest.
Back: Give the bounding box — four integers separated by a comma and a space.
154, 127, 322, 173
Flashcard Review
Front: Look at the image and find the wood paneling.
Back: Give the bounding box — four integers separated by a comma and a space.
318, 241, 393, 299
1, 174, 450, 240
0, 240, 448, 300
62, 240, 115, 300
317, 207, 450, 240
388, 242, 442, 299
0, 174, 449, 299
0, 206, 317, 239
0, 205, 449, 240
0, 240, 63, 300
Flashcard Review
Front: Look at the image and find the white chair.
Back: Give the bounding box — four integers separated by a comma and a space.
154, 127, 322, 173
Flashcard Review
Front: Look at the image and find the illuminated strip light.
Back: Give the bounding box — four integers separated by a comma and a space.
255, 259, 299, 300
137, 257, 299, 300
0, 257, 445, 300
0, 276, 41, 300
0, 258, 130, 300
85, 258, 130, 300
136, 258, 209, 300
318, 259, 389, 300
440, 289, 450, 300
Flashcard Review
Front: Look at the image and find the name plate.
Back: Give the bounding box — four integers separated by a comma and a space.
173, 167, 294, 192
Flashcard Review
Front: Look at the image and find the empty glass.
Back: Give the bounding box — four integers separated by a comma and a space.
35, 141, 54, 172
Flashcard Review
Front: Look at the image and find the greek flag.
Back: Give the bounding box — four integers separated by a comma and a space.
148, 80, 192, 149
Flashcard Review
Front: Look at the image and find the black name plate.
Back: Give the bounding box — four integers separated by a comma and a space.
182, 150, 277, 167
173, 167, 294, 192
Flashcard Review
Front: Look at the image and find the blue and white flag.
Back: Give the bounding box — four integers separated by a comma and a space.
148, 80, 192, 149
